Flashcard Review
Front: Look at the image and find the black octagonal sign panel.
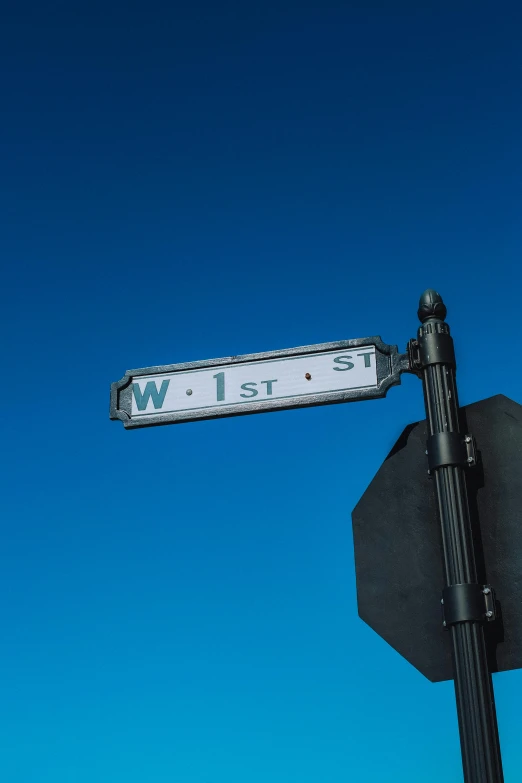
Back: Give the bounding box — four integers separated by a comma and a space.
352, 395, 522, 682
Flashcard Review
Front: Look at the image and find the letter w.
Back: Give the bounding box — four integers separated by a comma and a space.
133, 380, 170, 411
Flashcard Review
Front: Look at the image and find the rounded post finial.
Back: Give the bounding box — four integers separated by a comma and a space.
418, 289, 447, 323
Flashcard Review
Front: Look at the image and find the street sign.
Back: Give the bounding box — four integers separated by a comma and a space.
111, 336, 408, 428
111, 290, 514, 780
352, 394, 522, 683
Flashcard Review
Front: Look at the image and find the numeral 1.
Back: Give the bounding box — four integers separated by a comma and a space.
213, 372, 225, 402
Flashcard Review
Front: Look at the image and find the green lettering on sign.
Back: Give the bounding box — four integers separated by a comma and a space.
240, 382, 258, 398
333, 356, 354, 371
261, 380, 277, 395
213, 372, 225, 402
357, 352, 373, 368
133, 380, 170, 411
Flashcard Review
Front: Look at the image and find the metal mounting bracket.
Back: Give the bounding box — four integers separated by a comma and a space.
441, 584, 496, 628
426, 433, 477, 476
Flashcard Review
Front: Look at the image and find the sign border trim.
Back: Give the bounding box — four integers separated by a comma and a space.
110, 336, 408, 428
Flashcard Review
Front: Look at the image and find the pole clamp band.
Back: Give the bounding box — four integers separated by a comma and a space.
441, 584, 496, 627
419, 331, 455, 367
428, 432, 464, 470
427, 432, 477, 473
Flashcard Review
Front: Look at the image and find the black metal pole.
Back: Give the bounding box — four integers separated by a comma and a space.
414, 290, 503, 783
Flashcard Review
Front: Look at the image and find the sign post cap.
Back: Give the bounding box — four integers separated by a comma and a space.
417, 289, 447, 323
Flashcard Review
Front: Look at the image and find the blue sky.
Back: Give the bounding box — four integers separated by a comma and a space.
1, 3, 521, 781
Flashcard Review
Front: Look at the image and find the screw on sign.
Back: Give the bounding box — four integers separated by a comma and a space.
110, 290, 518, 783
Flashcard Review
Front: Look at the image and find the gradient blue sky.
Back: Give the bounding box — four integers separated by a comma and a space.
2, 3, 522, 782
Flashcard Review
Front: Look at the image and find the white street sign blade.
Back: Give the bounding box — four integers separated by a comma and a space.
110, 337, 407, 429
